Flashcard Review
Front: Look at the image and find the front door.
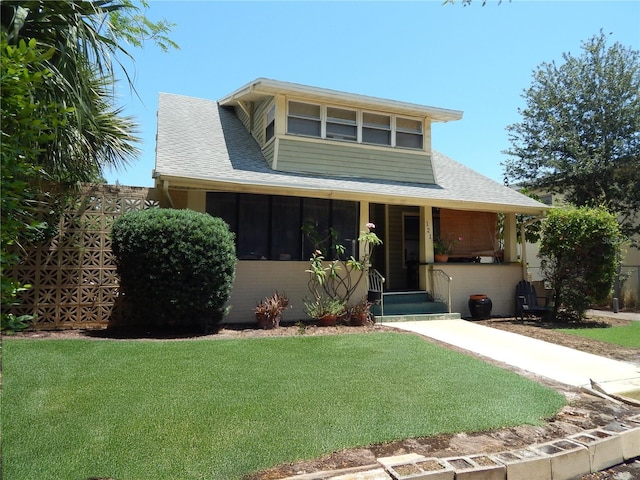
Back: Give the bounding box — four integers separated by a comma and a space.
403, 213, 420, 290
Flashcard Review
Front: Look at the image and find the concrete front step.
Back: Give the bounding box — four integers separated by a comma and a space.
372, 303, 449, 316
371, 291, 450, 317
376, 313, 461, 322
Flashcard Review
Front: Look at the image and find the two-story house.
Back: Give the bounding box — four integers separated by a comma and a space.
154, 78, 549, 323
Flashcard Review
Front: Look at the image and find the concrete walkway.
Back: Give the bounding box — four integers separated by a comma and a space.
587, 309, 640, 322
381, 319, 640, 395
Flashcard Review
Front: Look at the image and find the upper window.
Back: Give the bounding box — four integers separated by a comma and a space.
326, 107, 357, 141
286, 100, 424, 150
287, 101, 321, 137
362, 112, 391, 146
396, 117, 423, 149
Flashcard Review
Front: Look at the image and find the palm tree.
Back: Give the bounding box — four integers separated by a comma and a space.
1, 0, 174, 181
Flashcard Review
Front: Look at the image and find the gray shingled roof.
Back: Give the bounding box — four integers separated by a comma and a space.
155, 92, 547, 214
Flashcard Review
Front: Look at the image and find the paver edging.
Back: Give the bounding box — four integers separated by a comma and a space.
440, 455, 505, 480
279, 415, 640, 480
530, 438, 591, 480
378, 453, 453, 480
601, 420, 640, 460
489, 448, 551, 480
569, 428, 624, 472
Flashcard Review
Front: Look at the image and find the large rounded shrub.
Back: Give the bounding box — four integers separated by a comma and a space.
111, 208, 236, 331
540, 206, 622, 321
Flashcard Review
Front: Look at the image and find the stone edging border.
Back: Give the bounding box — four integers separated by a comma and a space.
281, 414, 640, 480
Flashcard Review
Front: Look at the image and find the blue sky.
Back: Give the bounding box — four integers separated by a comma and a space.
106, 1, 640, 187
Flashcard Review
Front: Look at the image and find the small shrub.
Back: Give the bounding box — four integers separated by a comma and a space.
254, 292, 290, 329
111, 209, 236, 332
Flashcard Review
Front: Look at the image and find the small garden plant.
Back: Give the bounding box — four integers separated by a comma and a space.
254, 292, 290, 329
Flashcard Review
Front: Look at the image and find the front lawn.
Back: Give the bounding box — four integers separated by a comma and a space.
2, 332, 565, 479
559, 320, 640, 348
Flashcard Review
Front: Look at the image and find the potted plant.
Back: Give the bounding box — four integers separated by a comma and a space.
433, 235, 461, 263
303, 296, 345, 326
254, 292, 290, 329
348, 297, 372, 326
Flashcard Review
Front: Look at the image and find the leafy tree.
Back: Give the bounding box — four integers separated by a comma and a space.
0, 35, 69, 330
0, 1, 177, 329
539, 206, 623, 321
503, 32, 640, 245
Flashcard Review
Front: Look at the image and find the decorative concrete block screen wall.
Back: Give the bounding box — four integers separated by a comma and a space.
10, 184, 161, 330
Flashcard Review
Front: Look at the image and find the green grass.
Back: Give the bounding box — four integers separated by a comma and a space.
2, 333, 566, 479
559, 321, 640, 348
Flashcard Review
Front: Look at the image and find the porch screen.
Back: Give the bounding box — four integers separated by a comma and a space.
440, 209, 498, 257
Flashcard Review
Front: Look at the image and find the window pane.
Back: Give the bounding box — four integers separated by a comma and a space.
326, 122, 357, 141
265, 105, 275, 142
289, 101, 320, 119
302, 198, 330, 259
332, 200, 359, 258
363, 112, 390, 129
396, 132, 423, 149
362, 127, 391, 145
206, 192, 237, 233
327, 107, 356, 124
288, 117, 321, 137
396, 117, 422, 133
271, 196, 301, 260
237, 194, 269, 259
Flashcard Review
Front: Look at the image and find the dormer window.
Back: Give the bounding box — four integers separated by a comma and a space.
326, 107, 357, 141
285, 100, 424, 150
287, 101, 320, 137
362, 112, 391, 146
396, 117, 423, 149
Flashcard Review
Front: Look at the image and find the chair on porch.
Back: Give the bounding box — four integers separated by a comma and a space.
515, 280, 551, 321
367, 269, 385, 318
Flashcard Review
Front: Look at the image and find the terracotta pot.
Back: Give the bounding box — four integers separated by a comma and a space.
434, 254, 449, 263
350, 313, 368, 326
319, 314, 337, 327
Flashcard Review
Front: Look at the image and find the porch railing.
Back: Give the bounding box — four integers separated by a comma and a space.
367, 268, 386, 317
428, 266, 452, 313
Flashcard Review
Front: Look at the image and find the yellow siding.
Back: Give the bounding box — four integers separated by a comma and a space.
432, 264, 523, 316
227, 260, 367, 324
262, 138, 275, 167
276, 137, 435, 184
252, 98, 272, 146
168, 189, 188, 209
235, 105, 251, 131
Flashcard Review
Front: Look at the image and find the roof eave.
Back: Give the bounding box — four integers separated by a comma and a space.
218, 78, 463, 123
155, 173, 549, 215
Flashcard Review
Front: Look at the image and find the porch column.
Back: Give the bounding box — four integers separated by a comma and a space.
420, 206, 434, 290
503, 213, 518, 262
359, 201, 370, 259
